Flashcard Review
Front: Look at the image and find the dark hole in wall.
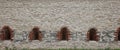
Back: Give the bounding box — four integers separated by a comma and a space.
29, 26, 42, 41
61, 27, 68, 40
88, 28, 97, 41
59, 27, 70, 41
33, 27, 39, 40
117, 28, 120, 41
1, 26, 13, 40
4, 27, 11, 40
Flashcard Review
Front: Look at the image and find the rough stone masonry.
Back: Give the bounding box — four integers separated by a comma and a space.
0, 0, 120, 49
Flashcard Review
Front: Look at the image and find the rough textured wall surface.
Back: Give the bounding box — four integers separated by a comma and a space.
0, 0, 120, 32
0, 0, 120, 49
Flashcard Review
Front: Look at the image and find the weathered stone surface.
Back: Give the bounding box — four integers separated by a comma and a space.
0, 0, 120, 49
0, 0, 120, 32
13, 31, 29, 42
99, 30, 115, 42
0, 30, 119, 49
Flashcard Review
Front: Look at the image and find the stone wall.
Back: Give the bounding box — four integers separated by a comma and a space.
0, 0, 120, 49
0, 30, 119, 49
12, 30, 115, 42
0, 0, 120, 32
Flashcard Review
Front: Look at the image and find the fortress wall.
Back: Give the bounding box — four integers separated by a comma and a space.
0, 30, 118, 49
0, 0, 120, 32
0, 0, 120, 49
